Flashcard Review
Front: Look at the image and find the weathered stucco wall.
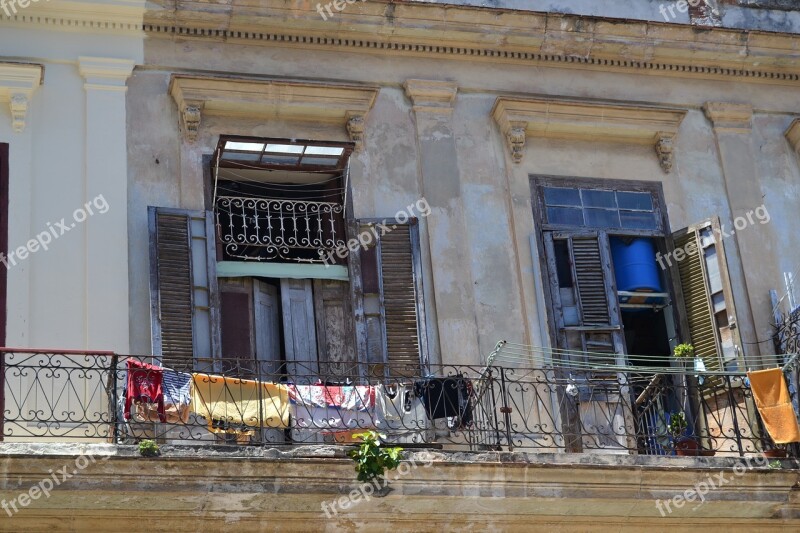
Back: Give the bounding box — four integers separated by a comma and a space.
127, 16, 800, 365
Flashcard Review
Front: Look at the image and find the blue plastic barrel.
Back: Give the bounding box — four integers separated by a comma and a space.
610, 237, 662, 292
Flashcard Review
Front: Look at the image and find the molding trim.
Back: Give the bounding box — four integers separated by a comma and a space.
0, 0, 145, 34
78, 57, 136, 91
0, 62, 44, 133
703, 102, 753, 133
785, 118, 800, 156
492, 97, 687, 172
404, 80, 458, 115
138, 1, 800, 87
169, 75, 379, 144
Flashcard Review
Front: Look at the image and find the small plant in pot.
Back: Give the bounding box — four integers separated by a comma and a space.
673, 343, 696, 369
667, 412, 714, 456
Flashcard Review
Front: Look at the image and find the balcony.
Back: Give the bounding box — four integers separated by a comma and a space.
215, 196, 345, 264
1, 349, 799, 530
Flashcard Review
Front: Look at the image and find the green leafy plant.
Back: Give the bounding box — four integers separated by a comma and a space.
347, 431, 403, 483
667, 412, 688, 440
673, 343, 695, 359
138, 439, 160, 457
769, 460, 782, 469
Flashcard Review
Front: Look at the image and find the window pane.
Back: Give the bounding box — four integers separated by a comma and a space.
547, 206, 584, 226
704, 246, 722, 293
223, 151, 262, 162
265, 144, 304, 154
304, 146, 345, 156
581, 189, 616, 209
225, 142, 264, 152
584, 208, 620, 227
300, 156, 340, 166
620, 211, 658, 230
616, 191, 653, 211
544, 187, 581, 207
261, 154, 301, 165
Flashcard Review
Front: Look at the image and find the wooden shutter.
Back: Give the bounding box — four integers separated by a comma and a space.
378, 223, 428, 375
313, 279, 356, 377
149, 207, 220, 370
280, 278, 319, 377
672, 220, 741, 372
572, 237, 611, 325
674, 230, 719, 371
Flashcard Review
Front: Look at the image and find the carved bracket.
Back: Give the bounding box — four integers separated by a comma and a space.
0, 62, 43, 133
10, 94, 28, 133
507, 122, 527, 164
346, 113, 365, 148
655, 133, 675, 174
493, 96, 686, 168
181, 103, 202, 142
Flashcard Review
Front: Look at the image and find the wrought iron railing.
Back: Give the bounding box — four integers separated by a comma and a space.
1, 349, 797, 458
215, 196, 345, 263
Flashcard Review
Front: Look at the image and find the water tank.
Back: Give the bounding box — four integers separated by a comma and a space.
610, 237, 662, 293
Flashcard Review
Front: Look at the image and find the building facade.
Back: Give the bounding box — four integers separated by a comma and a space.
2, 0, 800, 530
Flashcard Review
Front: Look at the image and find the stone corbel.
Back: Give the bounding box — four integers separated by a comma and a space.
346, 112, 365, 148
0, 62, 44, 133
180, 102, 202, 142
654, 132, 675, 173
506, 122, 527, 164
10, 94, 28, 133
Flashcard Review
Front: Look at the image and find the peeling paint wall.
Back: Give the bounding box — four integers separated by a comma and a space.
127, 23, 800, 366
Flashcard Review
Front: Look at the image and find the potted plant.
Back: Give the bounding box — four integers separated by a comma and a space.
667, 411, 715, 456
673, 343, 697, 370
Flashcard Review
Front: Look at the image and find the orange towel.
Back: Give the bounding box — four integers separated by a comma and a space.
747, 368, 800, 444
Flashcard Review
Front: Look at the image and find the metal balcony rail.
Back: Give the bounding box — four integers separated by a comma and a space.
215, 196, 345, 263
1, 349, 797, 458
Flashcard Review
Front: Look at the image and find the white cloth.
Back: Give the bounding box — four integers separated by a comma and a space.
375, 385, 429, 441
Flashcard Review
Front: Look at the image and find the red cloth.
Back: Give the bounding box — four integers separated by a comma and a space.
124, 360, 166, 423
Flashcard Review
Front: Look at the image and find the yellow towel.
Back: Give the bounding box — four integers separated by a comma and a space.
190, 373, 289, 433
747, 368, 800, 444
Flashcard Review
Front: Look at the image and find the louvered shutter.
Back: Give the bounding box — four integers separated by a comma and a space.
673, 221, 742, 372
572, 237, 611, 325
149, 207, 220, 370
380, 225, 422, 374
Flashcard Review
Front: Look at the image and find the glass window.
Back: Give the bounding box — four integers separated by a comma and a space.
584, 208, 620, 227
581, 189, 617, 209
544, 187, 581, 207
620, 211, 658, 230
616, 191, 653, 211
547, 207, 584, 226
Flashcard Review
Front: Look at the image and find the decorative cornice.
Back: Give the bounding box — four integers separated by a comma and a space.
169, 75, 379, 144
0, 0, 145, 34
703, 102, 753, 133
492, 96, 686, 172
785, 118, 800, 156
404, 80, 458, 115
138, 1, 800, 86
78, 57, 136, 91
0, 62, 44, 133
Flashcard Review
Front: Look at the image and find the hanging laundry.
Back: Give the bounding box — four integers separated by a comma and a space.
375, 384, 429, 442
136, 369, 193, 424
289, 384, 376, 432
190, 373, 290, 434
414, 377, 474, 427
124, 360, 165, 423
747, 368, 800, 444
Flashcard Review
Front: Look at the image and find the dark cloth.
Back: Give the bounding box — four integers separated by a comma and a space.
414, 377, 473, 426
124, 360, 166, 423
